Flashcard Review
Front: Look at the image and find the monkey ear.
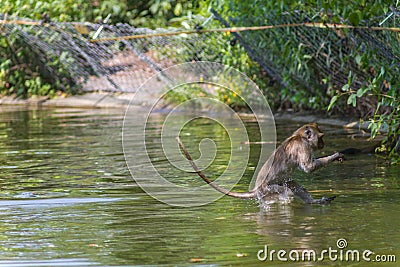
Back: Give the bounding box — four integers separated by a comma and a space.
318, 132, 324, 137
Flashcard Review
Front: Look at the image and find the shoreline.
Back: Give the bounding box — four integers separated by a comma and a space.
0, 92, 134, 109
0, 92, 370, 130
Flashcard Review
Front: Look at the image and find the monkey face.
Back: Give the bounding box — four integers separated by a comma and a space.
303, 124, 324, 150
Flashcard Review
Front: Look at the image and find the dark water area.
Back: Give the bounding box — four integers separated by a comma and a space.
0, 106, 398, 266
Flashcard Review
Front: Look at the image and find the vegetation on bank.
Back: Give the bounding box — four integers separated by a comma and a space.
210, 0, 399, 163
0, 0, 398, 163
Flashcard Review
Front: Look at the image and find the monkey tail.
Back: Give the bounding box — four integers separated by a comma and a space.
176, 137, 257, 199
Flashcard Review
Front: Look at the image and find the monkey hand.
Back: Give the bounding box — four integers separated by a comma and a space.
333, 152, 345, 163
313, 196, 337, 205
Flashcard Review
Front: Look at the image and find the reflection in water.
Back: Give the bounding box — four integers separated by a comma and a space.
0, 259, 98, 267
0, 107, 398, 266
0, 197, 124, 207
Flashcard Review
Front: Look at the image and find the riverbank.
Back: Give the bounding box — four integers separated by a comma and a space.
0, 92, 134, 109
0, 92, 370, 130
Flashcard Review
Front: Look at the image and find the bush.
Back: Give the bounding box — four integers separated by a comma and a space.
0, 0, 202, 97
210, 0, 399, 163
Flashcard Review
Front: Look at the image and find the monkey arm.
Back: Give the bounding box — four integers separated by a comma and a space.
299, 152, 343, 173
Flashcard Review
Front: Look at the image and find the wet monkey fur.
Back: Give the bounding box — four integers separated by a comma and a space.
177, 123, 344, 204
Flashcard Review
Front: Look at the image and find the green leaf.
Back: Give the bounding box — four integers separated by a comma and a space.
347, 94, 357, 107
174, 3, 182, 16
355, 55, 362, 65
348, 11, 362, 26
181, 21, 190, 30
379, 66, 385, 77
327, 95, 338, 111
356, 88, 366, 97
347, 70, 353, 84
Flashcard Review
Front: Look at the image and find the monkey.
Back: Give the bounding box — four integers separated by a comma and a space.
177, 123, 344, 205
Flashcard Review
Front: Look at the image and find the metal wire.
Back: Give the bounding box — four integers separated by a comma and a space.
0, 10, 399, 94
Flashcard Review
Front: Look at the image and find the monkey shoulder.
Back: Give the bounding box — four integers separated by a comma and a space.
282, 136, 309, 159
279, 135, 313, 172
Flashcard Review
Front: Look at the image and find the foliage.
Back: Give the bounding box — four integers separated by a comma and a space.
328, 66, 399, 164
0, 0, 201, 26
1, 0, 126, 23
0, 35, 57, 97
163, 83, 209, 107
209, 0, 399, 163
0, 0, 204, 97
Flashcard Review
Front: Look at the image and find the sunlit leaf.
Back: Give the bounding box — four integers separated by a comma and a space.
327, 95, 338, 111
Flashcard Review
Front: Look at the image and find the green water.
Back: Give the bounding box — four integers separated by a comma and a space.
0, 106, 398, 266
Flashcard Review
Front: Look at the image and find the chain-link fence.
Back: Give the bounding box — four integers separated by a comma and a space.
1, 9, 399, 97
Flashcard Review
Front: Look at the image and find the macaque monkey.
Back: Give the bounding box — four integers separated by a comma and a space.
177, 123, 344, 204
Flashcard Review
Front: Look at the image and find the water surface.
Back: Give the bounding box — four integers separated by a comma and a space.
0, 106, 398, 266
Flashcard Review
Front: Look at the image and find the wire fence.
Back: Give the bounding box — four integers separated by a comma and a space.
0, 9, 399, 96
213, 9, 400, 94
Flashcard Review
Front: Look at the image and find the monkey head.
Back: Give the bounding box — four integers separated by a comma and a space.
301, 123, 325, 150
